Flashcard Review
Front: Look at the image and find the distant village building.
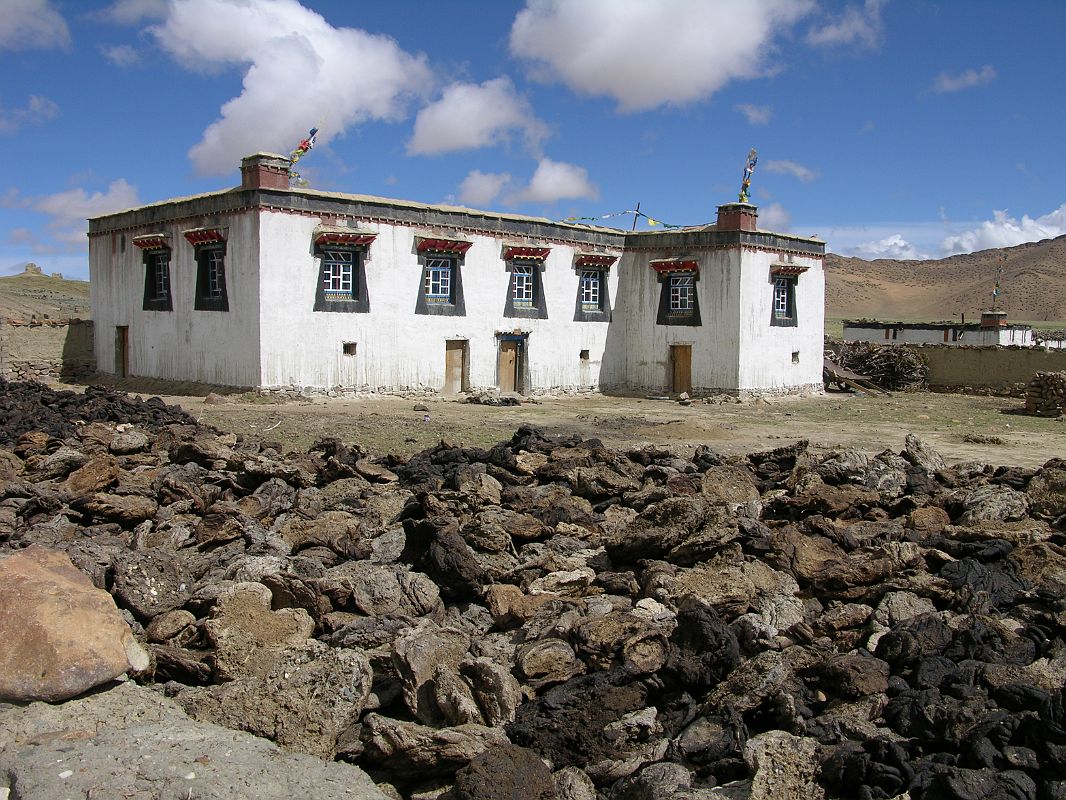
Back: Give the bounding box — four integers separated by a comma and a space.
843, 311, 1037, 348
88, 153, 825, 396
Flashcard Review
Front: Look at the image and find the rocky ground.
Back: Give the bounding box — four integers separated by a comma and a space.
1, 379, 1064, 799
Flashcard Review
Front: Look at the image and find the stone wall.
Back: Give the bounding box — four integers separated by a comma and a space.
911, 344, 1066, 396
0, 318, 95, 382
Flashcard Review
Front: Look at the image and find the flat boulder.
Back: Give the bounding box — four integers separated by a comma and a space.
0, 546, 148, 702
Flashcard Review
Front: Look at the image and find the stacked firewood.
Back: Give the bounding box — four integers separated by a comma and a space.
1024, 370, 1066, 416
832, 341, 929, 391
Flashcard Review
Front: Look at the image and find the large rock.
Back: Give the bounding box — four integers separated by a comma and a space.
453, 743, 557, 800
0, 682, 388, 799
744, 730, 824, 800
0, 546, 148, 702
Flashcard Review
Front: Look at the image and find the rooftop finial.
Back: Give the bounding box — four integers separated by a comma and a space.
738, 147, 757, 203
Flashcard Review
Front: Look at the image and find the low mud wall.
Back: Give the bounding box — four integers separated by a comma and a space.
0, 318, 95, 382
912, 344, 1066, 396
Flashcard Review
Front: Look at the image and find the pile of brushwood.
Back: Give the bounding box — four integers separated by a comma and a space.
2, 380, 1065, 800
833, 342, 929, 392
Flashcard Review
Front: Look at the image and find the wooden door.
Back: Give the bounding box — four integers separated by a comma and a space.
498, 341, 518, 392
671, 344, 691, 394
444, 340, 466, 393
115, 326, 129, 378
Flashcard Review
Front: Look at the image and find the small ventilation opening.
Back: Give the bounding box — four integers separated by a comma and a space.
792, 351, 800, 364
579, 349, 590, 361
342, 342, 357, 356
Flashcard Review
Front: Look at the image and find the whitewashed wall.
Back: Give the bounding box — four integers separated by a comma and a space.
602, 248, 743, 393
737, 250, 824, 392
89, 214, 262, 386
257, 212, 619, 392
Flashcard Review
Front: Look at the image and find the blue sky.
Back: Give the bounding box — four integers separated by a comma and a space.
2, 0, 1065, 280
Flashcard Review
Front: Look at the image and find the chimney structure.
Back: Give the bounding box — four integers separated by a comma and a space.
715, 203, 758, 232
240, 153, 292, 190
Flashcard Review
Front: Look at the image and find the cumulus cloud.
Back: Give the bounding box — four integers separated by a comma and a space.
457, 170, 512, 207
35, 179, 139, 248
100, 0, 169, 24
806, 0, 884, 48
507, 158, 598, 205
941, 204, 1066, 255
758, 202, 791, 231
510, 0, 815, 112
101, 43, 140, 66
408, 78, 548, 156
764, 159, 817, 182
735, 103, 772, 125
0, 0, 70, 51
931, 65, 996, 94
150, 0, 433, 175
849, 234, 929, 260
0, 95, 60, 134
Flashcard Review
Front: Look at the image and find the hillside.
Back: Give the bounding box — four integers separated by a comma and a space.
0, 264, 90, 320
825, 234, 1066, 323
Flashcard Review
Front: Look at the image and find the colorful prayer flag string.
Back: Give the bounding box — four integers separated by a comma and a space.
288, 127, 318, 186
561, 209, 686, 229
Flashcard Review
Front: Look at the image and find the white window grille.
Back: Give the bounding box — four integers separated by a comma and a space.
425, 256, 453, 302
152, 252, 170, 300
773, 276, 793, 318
669, 275, 694, 312
580, 269, 600, 310
321, 250, 354, 299
513, 263, 534, 307
205, 249, 224, 298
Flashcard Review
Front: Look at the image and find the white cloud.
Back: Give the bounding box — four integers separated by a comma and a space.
941, 204, 1066, 255
151, 0, 433, 175
764, 159, 817, 182
735, 103, 772, 125
806, 0, 884, 48
849, 234, 929, 260
510, 0, 815, 112
457, 170, 512, 207
408, 78, 548, 156
0, 0, 70, 51
758, 202, 791, 231
507, 158, 598, 205
0, 95, 60, 134
35, 179, 140, 248
101, 0, 169, 24
931, 65, 996, 94
101, 43, 140, 67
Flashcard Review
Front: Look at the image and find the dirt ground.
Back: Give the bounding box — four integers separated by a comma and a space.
80, 378, 1066, 469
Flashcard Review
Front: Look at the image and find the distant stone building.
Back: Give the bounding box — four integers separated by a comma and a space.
88, 153, 825, 396
843, 312, 1036, 348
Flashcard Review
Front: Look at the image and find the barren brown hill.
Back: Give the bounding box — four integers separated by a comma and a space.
0, 265, 90, 320
825, 234, 1066, 323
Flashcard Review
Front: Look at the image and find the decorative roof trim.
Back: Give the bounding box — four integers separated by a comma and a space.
183, 227, 225, 246
503, 245, 551, 261
575, 253, 618, 268
132, 234, 168, 250
770, 264, 810, 276
313, 225, 377, 247
416, 236, 472, 254
650, 258, 699, 275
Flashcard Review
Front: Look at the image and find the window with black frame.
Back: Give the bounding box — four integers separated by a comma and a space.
414, 238, 468, 316
194, 243, 228, 311
572, 253, 615, 322
652, 259, 701, 326
503, 246, 549, 319
313, 246, 370, 312
141, 247, 172, 311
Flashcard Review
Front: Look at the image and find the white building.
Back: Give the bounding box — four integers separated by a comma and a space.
88, 153, 825, 396
842, 313, 1035, 348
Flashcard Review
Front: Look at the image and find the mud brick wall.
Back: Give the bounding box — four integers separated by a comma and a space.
914, 344, 1066, 395
0, 318, 95, 382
